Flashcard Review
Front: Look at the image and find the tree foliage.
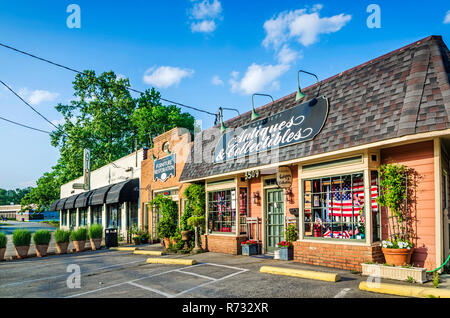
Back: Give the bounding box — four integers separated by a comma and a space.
0, 187, 31, 205
23, 71, 195, 210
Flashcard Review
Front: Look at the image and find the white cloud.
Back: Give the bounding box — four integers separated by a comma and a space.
19, 88, 59, 106
143, 66, 194, 89
191, 20, 217, 33
229, 63, 289, 95
211, 75, 224, 86
263, 6, 351, 48
277, 44, 302, 65
189, 0, 222, 34
191, 0, 222, 20
444, 11, 450, 24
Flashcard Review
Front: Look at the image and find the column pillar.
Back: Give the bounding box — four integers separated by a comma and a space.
75, 208, 80, 228
102, 203, 107, 229
66, 209, 70, 230
87, 206, 92, 227
122, 202, 128, 238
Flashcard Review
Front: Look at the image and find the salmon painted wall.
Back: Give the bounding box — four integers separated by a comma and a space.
380, 140, 436, 269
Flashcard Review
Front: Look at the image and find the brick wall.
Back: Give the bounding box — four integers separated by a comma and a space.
381, 140, 436, 270
202, 234, 247, 255
293, 241, 384, 271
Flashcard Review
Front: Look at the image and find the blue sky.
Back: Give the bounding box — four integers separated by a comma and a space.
0, 0, 449, 190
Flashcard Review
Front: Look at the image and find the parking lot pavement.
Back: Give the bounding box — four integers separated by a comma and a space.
0, 250, 399, 298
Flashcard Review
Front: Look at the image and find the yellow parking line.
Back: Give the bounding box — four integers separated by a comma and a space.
109, 247, 136, 251
134, 250, 164, 256
359, 281, 450, 298
146, 258, 197, 266
260, 266, 341, 282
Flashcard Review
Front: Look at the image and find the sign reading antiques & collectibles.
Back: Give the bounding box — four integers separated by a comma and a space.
154, 154, 176, 182
213, 96, 329, 163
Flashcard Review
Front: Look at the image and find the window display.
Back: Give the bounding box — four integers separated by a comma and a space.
208, 189, 236, 234
91, 205, 102, 224
304, 172, 376, 240
79, 208, 87, 226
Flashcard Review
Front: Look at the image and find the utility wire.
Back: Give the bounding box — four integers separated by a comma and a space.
0, 115, 50, 134
0, 42, 217, 117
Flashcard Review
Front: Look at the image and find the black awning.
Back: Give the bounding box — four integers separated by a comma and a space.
105, 178, 139, 204
50, 199, 59, 211
88, 184, 114, 206
64, 193, 82, 210
75, 191, 93, 209
55, 197, 68, 210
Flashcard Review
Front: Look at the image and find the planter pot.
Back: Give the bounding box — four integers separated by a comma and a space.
55, 242, 69, 254
133, 237, 141, 245
171, 239, 178, 246
0, 247, 5, 261
73, 240, 86, 252
163, 237, 171, 248
90, 238, 102, 250
382, 247, 414, 266
274, 250, 280, 260
242, 244, 258, 256
15, 245, 30, 259
278, 246, 294, 261
362, 263, 427, 284
35, 244, 49, 257
181, 230, 190, 241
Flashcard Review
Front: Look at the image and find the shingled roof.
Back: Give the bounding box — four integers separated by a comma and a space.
180, 35, 450, 182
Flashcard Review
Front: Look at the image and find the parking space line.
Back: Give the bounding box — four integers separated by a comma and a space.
334, 288, 352, 298
175, 269, 216, 281
127, 282, 174, 298
202, 262, 248, 271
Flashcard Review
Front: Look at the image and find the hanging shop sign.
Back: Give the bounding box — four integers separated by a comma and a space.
154, 154, 176, 182
276, 166, 292, 189
213, 96, 329, 163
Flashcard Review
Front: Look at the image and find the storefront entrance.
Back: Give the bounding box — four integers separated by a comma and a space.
443, 170, 450, 260
265, 189, 284, 253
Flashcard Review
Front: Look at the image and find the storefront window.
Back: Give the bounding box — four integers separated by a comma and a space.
371, 171, 381, 242
129, 202, 139, 227
79, 208, 87, 226
69, 209, 76, 229
91, 205, 102, 225
303, 173, 367, 240
208, 189, 236, 234
61, 210, 67, 226
239, 188, 248, 235
107, 204, 121, 228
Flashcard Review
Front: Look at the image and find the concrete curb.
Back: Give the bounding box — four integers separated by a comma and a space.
109, 247, 136, 251
146, 258, 196, 265
134, 250, 163, 256
260, 266, 341, 282
359, 281, 450, 298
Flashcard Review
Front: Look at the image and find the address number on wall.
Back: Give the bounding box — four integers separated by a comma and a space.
244, 170, 260, 180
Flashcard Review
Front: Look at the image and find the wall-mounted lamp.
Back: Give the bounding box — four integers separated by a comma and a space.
284, 187, 293, 203
252, 191, 261, 205
296, 70, 321, 102
165, 148, 171, 155
251, 93, 274, 121
152, 154, 157, 160
218, 107, 227, 133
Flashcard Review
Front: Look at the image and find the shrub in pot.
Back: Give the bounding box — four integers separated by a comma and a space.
33, 230, 52, 257
54, 229, 71, 254
151, 195, 178, 248
241, 240, 259, 256
0, 232, 7, 261
88, 224, 103, 250
276, 224, 298, 261
12, 229, 31, 259
71, 227, 87, 252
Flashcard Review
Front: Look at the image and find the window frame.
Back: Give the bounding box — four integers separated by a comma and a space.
207, 188, 237, 235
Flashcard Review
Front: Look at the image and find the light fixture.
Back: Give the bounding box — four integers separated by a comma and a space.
251, 93, 274, 121
218, 107, 227, 133
152, 154, 157, 160
284, 187, 293, 203
165, 148, 171, 154
252, 191, 261, 205
296, 70, 320, 102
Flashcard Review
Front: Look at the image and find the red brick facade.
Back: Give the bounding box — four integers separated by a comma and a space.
201, 234, 247, 255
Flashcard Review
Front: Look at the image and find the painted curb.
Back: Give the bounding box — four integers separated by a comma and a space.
134, 250, 163, 256
146, 258, 197, 265
109, 247, 136, 251
359, 281, 450, 298
260, 266, 341, 282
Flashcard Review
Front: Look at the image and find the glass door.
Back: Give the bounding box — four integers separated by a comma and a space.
265, 189, 284, 253
443, 170, 450, 261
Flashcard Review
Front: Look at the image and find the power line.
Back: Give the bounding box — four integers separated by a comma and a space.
0, 42, 217, 117
0, 115, 50, 134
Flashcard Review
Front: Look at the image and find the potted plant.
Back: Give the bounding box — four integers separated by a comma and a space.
12, 229, 31, 259
54, 229, 71, 254
241, 240, 259, 256
0, 232, 6, 261
377, 164, 414, 266
151, 195, 178, 248
276, 224, 298, 261
187, 216, 205, 253
71, 227, 87, 252
33, 229, 52, 257
88, 224, 103, 250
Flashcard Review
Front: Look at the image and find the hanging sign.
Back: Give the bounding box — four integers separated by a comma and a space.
276, 166, 292, 189
154, 154, 176, 182
213, 97, 328, 163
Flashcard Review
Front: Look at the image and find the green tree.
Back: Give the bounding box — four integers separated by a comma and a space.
20, 171, 60, 212
0, 187, 32, 205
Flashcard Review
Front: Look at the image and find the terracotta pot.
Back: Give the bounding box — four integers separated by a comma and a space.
0, 247, 5, 261
73, 240, 85, 252
382, 247, 414, 266
35, 244, 49, 257
90, 238, 102, 250
15, 245, 30, 259
163, 237, 171, 248
55, 242, 69, 254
